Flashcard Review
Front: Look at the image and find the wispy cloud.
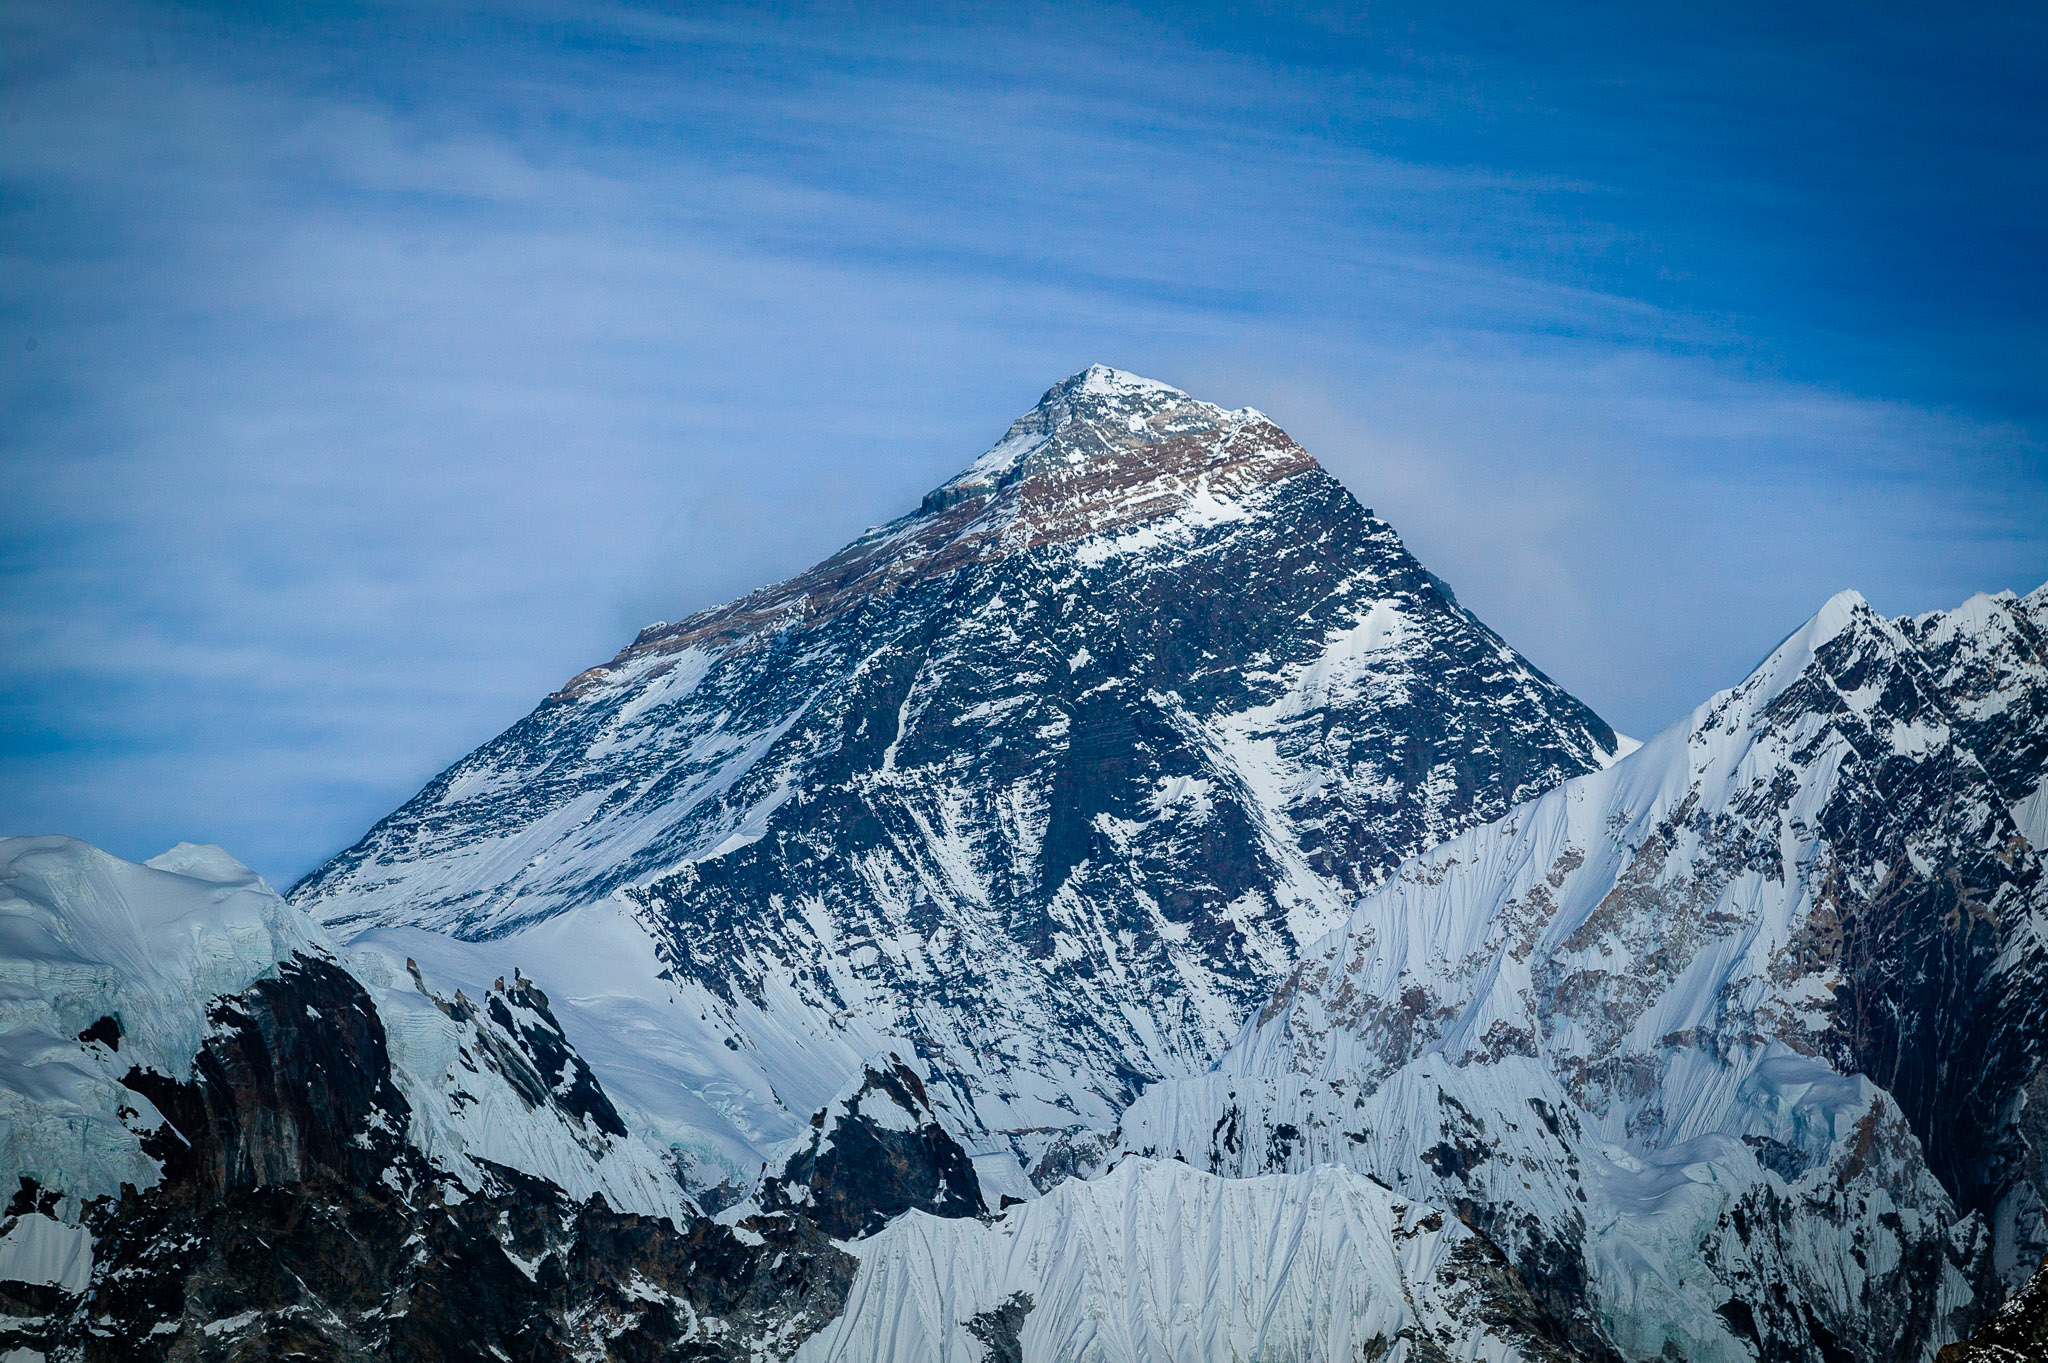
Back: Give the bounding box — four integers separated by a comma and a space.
3, 0, 2042, 881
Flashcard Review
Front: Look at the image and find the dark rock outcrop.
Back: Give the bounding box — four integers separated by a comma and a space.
0, 953, 854, 1362
759, 1057, 987, 1238
963, 1290, 1033, 1363
1940, 1253, 2048, 1362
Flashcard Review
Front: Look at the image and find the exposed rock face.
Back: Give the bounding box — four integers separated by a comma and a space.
760, 1056, 987, 1238
1941, 1254, 2048, 1362
116, 956, 405, 1194
1113, 587, 2048, 1362
0, 838, 868, 1361
292, 366, 1623, 1181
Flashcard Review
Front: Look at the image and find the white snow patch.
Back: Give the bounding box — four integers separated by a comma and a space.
798, 1159, 1549, 1363
0, 1214, 91, 1293
2013, 782, 2048, 853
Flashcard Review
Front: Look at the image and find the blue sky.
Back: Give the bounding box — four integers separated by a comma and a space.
4, 0, 2044, 885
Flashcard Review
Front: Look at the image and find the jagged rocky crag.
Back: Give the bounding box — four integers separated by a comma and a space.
0, 837, 856, 1361
293, 366, 1624, 1185
1112, 586, 2048, 1361
758, 1056, 989, 1237
1899, 586, 2048, 851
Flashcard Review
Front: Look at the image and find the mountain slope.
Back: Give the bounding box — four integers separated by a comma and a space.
1902, 584, 2048, 851
292, 365, 1622, 1182
797, 1158, 1587, 1363
1113, 586, 2048, 1361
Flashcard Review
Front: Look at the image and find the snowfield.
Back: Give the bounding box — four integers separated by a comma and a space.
799, 1158, 1574, 1363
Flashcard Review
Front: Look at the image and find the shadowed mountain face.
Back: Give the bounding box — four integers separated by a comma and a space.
291, 367, 1622, 1161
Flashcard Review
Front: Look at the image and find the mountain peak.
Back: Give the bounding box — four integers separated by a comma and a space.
292, 362, 1626, 1210
941, 365, 1245, 496
1047, 364, 1190, 407
1806, 587, 1874, 644
589, 369, 1318, 666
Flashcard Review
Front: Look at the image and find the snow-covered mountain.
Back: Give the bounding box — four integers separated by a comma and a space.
292, 366, 1624, 1189
0, 834, 1569, 1361
1111, 585, 2048, 1361
1900, 585, 2048, 852
21, 361, 2040, 1360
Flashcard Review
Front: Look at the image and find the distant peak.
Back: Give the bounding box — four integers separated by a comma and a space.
609, 366, 1314, 664
1904, 580, 2048, 647
1766, 588, 1883, 670
1811, 588, 1872, 638
1718, 588, 1891, 722
145, 841, 265, 887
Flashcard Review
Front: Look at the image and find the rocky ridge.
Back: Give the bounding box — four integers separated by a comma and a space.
1109, 585, 2048, 1361
0, 836, 860, 1360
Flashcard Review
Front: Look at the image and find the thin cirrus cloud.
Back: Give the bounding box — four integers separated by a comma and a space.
2, 0, 2042, 885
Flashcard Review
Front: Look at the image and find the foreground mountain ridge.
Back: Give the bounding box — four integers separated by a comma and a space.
292, 365, 1626, 1190
0, 834, 1581, 1361
0, 835, 857, 1359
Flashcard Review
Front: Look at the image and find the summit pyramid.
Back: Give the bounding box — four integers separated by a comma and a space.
292, 367, 1624, 1187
